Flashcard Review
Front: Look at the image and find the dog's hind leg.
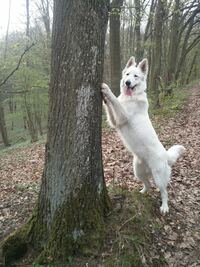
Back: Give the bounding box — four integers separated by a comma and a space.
159, 188, 169, 214
133, 157, 151, 193
152, 164, 171, 214
140, 182, 151, 194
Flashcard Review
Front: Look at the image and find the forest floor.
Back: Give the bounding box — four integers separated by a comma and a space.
0, 84, 200, 266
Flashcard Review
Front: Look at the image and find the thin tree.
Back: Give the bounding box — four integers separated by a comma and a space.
4, 0, 12, 61
110, 0, 123, 96
166, 0, 181, 85
24, 0, 39, 142
36, 0, 51, 41
0, 95, 10, 147
0, 0, 12, 147
149, 0, 166, 108
1, 0, 110, 265
134, 0, 142, 62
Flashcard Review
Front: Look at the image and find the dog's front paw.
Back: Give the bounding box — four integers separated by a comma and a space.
101, 83, 112, 102
101, 83, 110, 92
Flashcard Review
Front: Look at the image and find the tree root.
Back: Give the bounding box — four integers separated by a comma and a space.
0, 227, 28, 266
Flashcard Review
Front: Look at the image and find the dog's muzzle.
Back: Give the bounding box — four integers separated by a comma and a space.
125, 80, 131, 87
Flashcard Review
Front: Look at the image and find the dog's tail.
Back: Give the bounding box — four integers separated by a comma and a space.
167, 145, 185, 166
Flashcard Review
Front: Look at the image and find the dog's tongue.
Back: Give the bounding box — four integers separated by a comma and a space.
126, 88, 132, 96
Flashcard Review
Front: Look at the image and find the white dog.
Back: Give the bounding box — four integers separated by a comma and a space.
102, 56, 185, 214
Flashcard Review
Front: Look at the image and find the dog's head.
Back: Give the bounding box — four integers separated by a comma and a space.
120, 57, 148, 97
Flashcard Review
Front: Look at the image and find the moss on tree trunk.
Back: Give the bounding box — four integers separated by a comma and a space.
1, 184, 110, 266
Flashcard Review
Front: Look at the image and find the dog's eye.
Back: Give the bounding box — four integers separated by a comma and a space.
134, 74, 138, 78
126, 73, 129, 76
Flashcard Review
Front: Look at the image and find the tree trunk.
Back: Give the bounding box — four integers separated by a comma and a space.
121, 10, 125, 65
143, 0, 156, 78
25, 0, 38, 142
4, 0, 11, 61
149, 0, 165, 109
24, 93, 38, 142
128, 3, 134, 57
110, 0, 123, 96
0, 0, 12, 147
166, 0, 181, 85
37, 0, 51, 75
8, 96, 14, 131
186, 50, 198, 84
39, 0, 51, 40
0, 93, 10, 147
134, 0, 142, 62
1, 0, 110, 265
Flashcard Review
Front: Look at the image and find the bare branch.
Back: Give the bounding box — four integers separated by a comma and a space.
0, 43, 35, 88
4, 90, 30, 94
184, 35, 200, 57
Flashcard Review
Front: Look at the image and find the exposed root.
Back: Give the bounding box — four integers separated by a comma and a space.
0, 227, 28, 266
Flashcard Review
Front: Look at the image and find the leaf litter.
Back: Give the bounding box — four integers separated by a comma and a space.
0, 85, 200, 266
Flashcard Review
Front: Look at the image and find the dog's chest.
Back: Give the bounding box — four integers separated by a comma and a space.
120, 99, 144, 117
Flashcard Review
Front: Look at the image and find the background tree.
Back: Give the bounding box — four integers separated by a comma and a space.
134, 0, 142, 62
0, 0, 12, 146
23, 0, 39, 142
166, 0, 181, 85
1, 0, 110, 265
149, 0, 166, 108
110, 0, 124, 96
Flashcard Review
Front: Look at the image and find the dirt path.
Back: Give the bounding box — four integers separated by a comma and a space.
0, 85, 200, 266
158, 85, 200, 266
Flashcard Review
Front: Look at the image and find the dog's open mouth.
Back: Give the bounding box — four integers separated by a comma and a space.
125, 85, 136, 96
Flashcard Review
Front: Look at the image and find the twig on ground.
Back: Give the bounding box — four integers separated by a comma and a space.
118, 215, 136, 231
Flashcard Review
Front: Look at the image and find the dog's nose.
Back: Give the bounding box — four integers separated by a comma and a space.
125, 80, 131, 87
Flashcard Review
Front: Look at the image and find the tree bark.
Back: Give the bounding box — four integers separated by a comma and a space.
4, 0, 11, 61
37, 0, 51, 40
166, 0, 181, 85
186, 49, 198, 84
134, 0, 142, 62
110, 0, 123, 96
1, 0, 110, 265
24, 0, 38, 142
0, 0, 12, 147
149, 0, 165, 108
24, 93, 38, 142
143, 0, 156, 84
36, 0, 51, 74
0, 92, 10, 147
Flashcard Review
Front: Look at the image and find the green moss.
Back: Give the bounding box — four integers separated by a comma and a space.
34, 183, 110, 265
0, 203, 48, 266
26, 205, 48, 248
0, 227, 28, 266
149, 86, 189, 118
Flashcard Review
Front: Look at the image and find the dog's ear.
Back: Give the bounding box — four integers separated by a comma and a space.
138, 58, 148, 76
125, 56, 136, 69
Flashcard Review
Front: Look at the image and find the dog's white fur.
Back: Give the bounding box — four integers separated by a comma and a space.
102, 56, 185, 214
